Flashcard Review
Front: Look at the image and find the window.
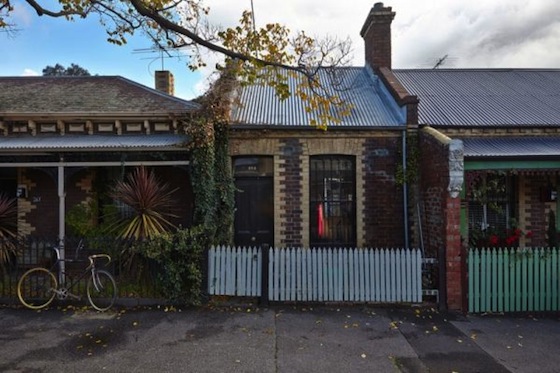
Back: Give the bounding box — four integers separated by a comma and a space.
310, 156, 356, 247
468, 172, 517, 246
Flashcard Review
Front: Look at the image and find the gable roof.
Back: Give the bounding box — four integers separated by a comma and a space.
393, 69, 560, 127
0, 76, 199, 117
230, 67, 405, 128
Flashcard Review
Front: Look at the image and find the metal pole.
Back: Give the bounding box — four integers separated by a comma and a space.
58, 162, 65, 283
402, 130, 409, 249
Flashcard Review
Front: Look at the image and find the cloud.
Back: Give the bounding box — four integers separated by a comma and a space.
180, 0, 560, 93
390, 0, 560, 68
21, 69, 39, 76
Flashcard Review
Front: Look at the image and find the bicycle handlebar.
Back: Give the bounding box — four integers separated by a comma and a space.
49, 242, 111, 266
88, 254, 112, 266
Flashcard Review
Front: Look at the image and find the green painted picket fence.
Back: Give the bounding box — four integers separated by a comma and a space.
468, 247, 560, 313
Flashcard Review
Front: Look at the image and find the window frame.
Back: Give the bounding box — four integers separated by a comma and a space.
309, 155, 356, 248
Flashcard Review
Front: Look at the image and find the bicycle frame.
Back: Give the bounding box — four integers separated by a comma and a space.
48, 246, 110, 300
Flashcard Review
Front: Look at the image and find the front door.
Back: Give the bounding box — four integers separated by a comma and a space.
234, 177, 273, 247
233, 157, 274, 247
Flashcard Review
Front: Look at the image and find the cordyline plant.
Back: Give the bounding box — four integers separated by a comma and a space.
109, 166, 178, 240
0, 193, 17, 271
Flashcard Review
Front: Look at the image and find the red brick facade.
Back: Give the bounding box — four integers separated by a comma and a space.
362, 136, 405, 246
360, 3, 395, 70
419, 128, 464, 310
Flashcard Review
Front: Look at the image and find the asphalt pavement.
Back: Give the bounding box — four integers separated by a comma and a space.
1, 302, 559, 372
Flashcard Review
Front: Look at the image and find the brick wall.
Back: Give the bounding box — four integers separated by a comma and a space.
419, 128, 463, 311
19, 168, 58, 237
230, 130, 406, 248
362, 136, 405, 246
278, 139, 304, 246
519, 173, 558, 247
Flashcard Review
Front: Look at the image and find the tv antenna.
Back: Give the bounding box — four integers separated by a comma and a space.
132, 44, 183, 72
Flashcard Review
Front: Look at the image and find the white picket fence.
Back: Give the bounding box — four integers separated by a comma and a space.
208, 246, 422, 303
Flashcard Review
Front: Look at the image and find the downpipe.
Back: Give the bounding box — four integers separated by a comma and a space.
402, 130, 409, 249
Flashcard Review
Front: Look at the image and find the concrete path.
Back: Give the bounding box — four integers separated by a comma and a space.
1, 304, 559, 372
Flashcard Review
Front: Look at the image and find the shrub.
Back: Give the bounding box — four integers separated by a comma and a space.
139, 226, 208, 304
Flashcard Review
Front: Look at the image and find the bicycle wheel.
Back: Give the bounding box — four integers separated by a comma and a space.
17, 267, 58, 310
87, 270, 117, 312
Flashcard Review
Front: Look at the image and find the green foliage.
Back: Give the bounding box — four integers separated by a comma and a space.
42, 63, 91, 76
212, 122, 235, 245
187, 116, 235, 245
108, 166, 178, 240
468, 171, 506, 212
189, 119, 216, 233
395, 133, 419, 186
139, 226, 208, 304
66, 199, 100, 237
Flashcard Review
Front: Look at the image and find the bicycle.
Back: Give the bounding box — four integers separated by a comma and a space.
17, 240, 117, 312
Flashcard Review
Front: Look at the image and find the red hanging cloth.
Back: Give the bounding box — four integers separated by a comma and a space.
317, 203, 325, 238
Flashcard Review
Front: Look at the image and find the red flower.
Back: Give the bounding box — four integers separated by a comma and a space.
514, 228, 522, 237
489, 235, 499, 246
526, 231, 533, 238
505, 236, 517, 246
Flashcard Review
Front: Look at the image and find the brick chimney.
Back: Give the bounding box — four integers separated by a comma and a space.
155, 70, 175, 95
360, 3, 396, 70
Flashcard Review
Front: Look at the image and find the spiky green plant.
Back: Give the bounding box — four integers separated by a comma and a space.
109, 166, 178, 240
0, 193, 17, 272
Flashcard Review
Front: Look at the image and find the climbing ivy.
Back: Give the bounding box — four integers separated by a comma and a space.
212, 121, 235, 245
395, 133, 419, 186
184, 69, 237, 245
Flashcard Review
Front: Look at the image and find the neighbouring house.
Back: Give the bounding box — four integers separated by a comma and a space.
393, 69, 560, 310
356, 3, 560, 311
0, 72, 199, 252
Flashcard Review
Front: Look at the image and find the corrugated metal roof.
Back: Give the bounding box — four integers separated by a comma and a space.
463, 137, 560, 157
0, 134, 189, 151
393, 69, 560, 127
230, 67, 404, 127
0, 76, 199, 116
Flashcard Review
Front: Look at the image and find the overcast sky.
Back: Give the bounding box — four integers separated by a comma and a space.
207, 0, 560, 69
3, 0, 560, 99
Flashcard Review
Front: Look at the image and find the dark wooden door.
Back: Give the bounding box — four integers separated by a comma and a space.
234, 177, 274, 247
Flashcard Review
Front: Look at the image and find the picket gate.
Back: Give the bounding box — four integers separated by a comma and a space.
208, 246, 423, 303
468, 247, 560, 313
